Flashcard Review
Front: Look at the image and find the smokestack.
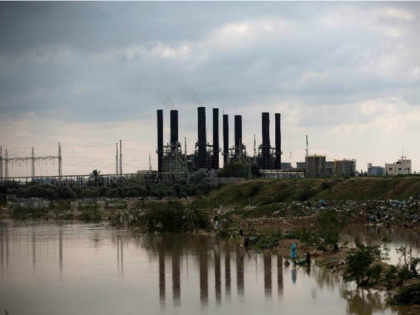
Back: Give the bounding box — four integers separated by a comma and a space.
212, 108, 219, 169
170, 110, 178, 146
262, 112, 270, 169
197, 107, 207, 168
223, 114, 229, 166
157, 110, 164, 173
275, 113, 281, 169
234, 115, 242, 156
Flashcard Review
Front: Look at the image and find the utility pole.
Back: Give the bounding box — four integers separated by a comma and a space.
253, 134, 256, 158
115, 143, 119, 175
119, 140, 122, 176
31, 147, 35, 178
149, 153, 152, 172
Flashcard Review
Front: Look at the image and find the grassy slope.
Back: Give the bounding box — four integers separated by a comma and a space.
203, 176, 420, 208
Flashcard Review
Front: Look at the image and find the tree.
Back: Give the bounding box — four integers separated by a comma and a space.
89, 169, 101, 187
343, 241, 383, 287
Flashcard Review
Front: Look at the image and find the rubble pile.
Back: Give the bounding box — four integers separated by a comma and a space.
239, 196, 420, 228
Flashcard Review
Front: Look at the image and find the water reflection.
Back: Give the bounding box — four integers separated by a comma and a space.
225, 243, 231, 299
277, 255, 283, 299
214, 241, 221, 304
199, 236, 209, 306
172, 240, 181, 306
0, 221, 413, 315
236, 246, 245, 297
342, 289, 388, 315
264, 254, 272, 299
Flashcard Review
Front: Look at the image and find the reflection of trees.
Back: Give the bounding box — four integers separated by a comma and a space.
264, 254, 272, 298
311, 266, 337, 291
341, 289, 388, 315
342, 226, 420, 252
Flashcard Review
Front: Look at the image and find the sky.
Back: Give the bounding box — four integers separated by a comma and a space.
1, 2, 420, 176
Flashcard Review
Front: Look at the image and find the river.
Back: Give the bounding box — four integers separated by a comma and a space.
0, 220, 417, 315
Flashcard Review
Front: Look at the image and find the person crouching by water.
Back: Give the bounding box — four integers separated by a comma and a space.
291, 243, 297, 260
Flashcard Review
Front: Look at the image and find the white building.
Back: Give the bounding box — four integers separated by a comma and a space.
385, 158, 411, 175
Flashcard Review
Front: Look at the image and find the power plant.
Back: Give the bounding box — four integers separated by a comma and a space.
156, 108, 284, 177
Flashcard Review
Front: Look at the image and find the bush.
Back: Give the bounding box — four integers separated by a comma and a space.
391, 284, 420, 305
294, 210, 347, 249
141, 202, 210, 233
343, 241, 383, 287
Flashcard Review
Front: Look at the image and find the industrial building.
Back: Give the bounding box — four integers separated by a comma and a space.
334, 159, 356, 177
367, 163, 384, 176
296, 160, 334, 176
385, 157, 411, 175
156, 108, 285, 178
255, 113, 282, 170
157, 107, 220, 177
305, 155, 326, 177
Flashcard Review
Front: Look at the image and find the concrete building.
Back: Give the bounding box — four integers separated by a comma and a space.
334, 159, 356, 177
305, 155, 326, 177
296, 162, 306, 169
326, 161, 335, 177
367, 163, 384, 176
385, 158, 411, 175
281, 162, 292, 170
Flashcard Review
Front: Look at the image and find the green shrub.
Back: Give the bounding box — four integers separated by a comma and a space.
343, 241, 383, 287
141, 202, 210, 233
391, 284, 420, 305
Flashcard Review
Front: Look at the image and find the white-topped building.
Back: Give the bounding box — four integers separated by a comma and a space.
385, 157, 411, 175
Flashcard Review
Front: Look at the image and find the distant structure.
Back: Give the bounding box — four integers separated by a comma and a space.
367, 163, 384, 176
334, 159, 356, 177
305, 155, 326, 177
280, 162, 292, 170
255, 112, 282, 170
385, 157, 411, 175
325, 161, 335, 177
156, 107, 220, 176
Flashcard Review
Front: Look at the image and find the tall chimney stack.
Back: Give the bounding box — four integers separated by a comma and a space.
262, 112, 270, 169
212, 108, 219, 169
157, 110, 164, 173
275, 113, 281, 169
197, 107, 207, 168
170, 110, 178, 147
223, 114, 229, 166
234, 115, 242, 156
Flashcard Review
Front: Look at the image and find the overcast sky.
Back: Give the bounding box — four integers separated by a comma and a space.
1, 2, 420, 176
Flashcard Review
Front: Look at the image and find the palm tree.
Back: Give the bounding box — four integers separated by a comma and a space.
89, 169, 101, 187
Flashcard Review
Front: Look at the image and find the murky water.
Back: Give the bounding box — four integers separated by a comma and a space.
342, 225, 420, 266
0, 221, 416, 315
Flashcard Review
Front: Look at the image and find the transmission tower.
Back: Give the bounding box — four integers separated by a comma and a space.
31, 147, 35, 178
58, 142, 62, 180
5, 149, 8, 179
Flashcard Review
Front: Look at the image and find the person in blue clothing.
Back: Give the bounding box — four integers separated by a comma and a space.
291, 243, 297, 260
